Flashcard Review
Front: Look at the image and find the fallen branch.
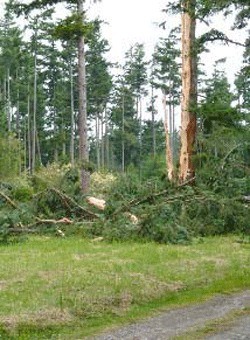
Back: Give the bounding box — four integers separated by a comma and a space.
48, 188, 99, 219
86, 196, 106, 210
221, 142, 250, 170
111, 189, 204, 218
36, 217, 73, 225
6, 228, 37, 234
26, 217, 74, 229
0, 191, 18, 209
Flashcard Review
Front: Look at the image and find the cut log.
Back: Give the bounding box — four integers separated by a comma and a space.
124, 212, 139, 225
87, 197, 106, 210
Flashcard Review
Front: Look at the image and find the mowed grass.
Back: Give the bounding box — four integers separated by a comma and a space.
0, 236, 249, 339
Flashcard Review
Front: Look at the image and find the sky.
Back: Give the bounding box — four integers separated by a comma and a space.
86, 0, 246, 83
85, 0, 246, 123
0, 0, 247, 123
0, 0, 246, 82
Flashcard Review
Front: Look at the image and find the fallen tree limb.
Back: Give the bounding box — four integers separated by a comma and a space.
6, 228, 37, 234
0, 191, 18, 209
47, 188, 99, 219
110, 189, 205, 218
26, 217, 74, 229
36, 217, 73, 224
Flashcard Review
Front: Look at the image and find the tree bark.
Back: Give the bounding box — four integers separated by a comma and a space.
78, 0, 90, 192
70, 61, 75, 166
7, 68, 11, 132
121, 89, 125, 172
32, 47, 37, 173
179, 0, 197, 184
163, 90, 174, 181
151, 84, 156, 157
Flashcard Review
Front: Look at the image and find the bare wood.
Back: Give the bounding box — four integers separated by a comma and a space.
0, 191, 18, 209
49, 188, 99, 219
86, 196, 105, 210
36, 217, 73, 225
163, 90, 174, 181
179, 0, 197, 184
78, 0, 90, 192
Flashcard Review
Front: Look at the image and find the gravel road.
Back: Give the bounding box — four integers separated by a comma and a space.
207, 315, 250, 339
91, 290, 250, 340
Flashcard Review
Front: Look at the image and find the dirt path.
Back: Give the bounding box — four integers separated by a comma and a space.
91, 290, 250, 339
207, 315, 250, 339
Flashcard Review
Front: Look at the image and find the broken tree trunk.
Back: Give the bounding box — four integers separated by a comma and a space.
163, 90, 174, 181
179, 0, 197, 184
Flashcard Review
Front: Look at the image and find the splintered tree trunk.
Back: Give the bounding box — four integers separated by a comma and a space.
179, 0, 197, 183
78, 0, 90, 193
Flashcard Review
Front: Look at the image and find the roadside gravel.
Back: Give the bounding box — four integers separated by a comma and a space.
91, 290, 250, 339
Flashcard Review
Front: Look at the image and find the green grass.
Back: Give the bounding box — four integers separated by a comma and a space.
0, 235, 249, 339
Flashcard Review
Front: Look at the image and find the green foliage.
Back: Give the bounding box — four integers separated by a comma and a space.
53, 14, 94, 41
0, 135, 22, 179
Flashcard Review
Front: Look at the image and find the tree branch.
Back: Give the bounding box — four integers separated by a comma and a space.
0, 191, 18, 209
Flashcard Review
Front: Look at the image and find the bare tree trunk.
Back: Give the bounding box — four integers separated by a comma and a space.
27, 83, 31, 174
172, 101, 175, 162
105, 108, 110, 169
95, 115, 100, 170
78, 0, 90, 193
179, 0, 197, 183
151, 84, 156, 157
163, 90, 174, 181
138, 95, 142, 179
70, 61, 75, 166
16, 70, 20, 140
7, 68, 11, 132
122, 90, 125, 172
32, 50, 37, 173
36, 129, 42, 166
101, 110, 105, 168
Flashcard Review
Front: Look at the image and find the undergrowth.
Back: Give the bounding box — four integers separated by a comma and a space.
0, 160, 249, 244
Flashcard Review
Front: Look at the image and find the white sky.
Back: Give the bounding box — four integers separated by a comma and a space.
87, 0, 246, 82
0, 0, 247, 124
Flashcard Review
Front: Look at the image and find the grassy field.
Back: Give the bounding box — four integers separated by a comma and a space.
0, 235, 249, 339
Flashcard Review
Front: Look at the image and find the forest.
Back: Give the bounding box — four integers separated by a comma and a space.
0, 0, 249, 244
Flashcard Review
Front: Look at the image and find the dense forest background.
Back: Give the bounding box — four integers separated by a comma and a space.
0, 0, 249, 243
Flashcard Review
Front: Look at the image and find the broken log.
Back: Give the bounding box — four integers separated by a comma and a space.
86, 196, 106, 210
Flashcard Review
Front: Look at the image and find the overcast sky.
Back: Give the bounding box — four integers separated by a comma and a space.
0, 0, 245, 82
0, 0, 247, 123
87, 0, 246, 83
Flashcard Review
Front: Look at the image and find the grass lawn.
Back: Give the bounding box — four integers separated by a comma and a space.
0, 235, 249, 339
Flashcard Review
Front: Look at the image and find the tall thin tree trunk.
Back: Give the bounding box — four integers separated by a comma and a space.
32, 50, 37, 173
172, 100, 175, 161
7, 68, 11, 132
105, 109, 110, 169
179, 0, 197, 183
101, 110, 105, 168
122, 90, 125, 172
16, 70, 20, 140
36, 130, 42, 166
27, 83, 31, 174
78, 0, 90, 192
96, 115, 100, 170
151, 84, 156, 157
138, 95, 142, 179
163, 90, 174, 181
70, 61, 75, 166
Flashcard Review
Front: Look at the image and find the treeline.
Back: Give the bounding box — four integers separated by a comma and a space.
0, 0, 249, 243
